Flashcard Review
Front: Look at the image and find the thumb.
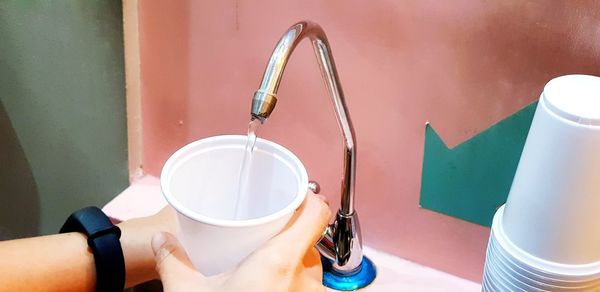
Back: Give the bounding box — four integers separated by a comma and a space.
151, 232, 205, 289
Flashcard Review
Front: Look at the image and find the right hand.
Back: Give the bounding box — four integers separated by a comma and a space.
152, 192, 331, 292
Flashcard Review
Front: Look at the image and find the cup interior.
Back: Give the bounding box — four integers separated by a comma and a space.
161, 135, 308, 226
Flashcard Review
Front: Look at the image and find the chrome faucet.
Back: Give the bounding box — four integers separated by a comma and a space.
250, 21, 376, 290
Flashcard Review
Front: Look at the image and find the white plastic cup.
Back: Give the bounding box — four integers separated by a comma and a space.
495, 206, 600, 280
483, 206, 600, 291
490, 230, 600, 287
487, 233, 595, 290
502, 75, 600, 265
160, 135, 308, 275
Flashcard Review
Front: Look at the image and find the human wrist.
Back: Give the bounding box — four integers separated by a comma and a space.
118, 217, 160, 287
60, 207, 125, 291
117, 207, 177, 287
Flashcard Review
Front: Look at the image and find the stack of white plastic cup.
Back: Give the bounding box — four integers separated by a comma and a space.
483, 75, 600, 291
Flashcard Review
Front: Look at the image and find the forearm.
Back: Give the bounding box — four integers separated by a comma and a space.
0, 232, 95, 291
0, 208, 175, 291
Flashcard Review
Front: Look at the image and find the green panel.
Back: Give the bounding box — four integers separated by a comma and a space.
0, 0, 128, 235
420, 102, 537, 226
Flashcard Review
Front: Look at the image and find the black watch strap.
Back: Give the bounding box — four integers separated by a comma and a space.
60, 206, 125, 292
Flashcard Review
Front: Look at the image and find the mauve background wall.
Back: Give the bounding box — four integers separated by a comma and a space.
137, 1, 600, 281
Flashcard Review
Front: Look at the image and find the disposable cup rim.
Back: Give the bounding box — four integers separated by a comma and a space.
486, 239, 600, 289
494, 205, 600, 277
485, 253, 541, 291
489, 232, 600, 286
484, 266, 517, 291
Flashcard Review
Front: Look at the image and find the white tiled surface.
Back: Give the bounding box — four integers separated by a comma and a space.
352, 246, 480, 291
104, 175, 482, 291
103, 175, 166, 222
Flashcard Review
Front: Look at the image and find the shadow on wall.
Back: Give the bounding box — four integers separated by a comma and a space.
0, 100, 40, 240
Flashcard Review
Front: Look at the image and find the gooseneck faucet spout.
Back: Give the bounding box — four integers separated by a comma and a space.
251, 21, 376, 290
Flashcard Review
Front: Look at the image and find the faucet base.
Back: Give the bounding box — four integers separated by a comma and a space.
322, 256, 377, 291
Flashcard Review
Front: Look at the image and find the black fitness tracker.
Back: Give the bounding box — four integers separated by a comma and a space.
60, 206, 125, 292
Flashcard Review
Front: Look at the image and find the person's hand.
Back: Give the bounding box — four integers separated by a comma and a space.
151, 192, 331, 292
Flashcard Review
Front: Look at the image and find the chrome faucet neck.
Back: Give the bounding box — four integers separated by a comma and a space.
251, 22, 376, 289
251, 21, 356, 216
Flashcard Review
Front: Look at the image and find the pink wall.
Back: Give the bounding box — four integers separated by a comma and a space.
138, 1, 600, 282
